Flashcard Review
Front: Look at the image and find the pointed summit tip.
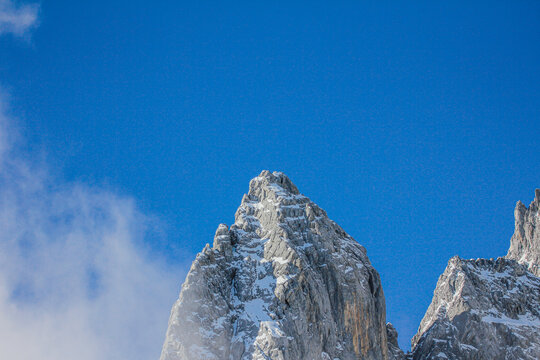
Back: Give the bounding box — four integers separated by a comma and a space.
517, 188, 540, 210
214, 223, 229, 237
249, 170, 300, 195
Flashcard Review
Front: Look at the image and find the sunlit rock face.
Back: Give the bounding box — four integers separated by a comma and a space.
506, 189, 540, 277
411, 257, 540, 360
411, 189, 540, 360
160, 171, 389, 360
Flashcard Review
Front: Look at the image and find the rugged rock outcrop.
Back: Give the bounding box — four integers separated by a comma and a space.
160, 174, 539, 360
160, 171, 389, 360
386, 323, 405, 360
411, 257, 540, 359
506, 189, 540, 276
411, 190, 540, 360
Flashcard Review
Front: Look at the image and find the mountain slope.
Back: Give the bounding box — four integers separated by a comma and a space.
160, 171, 390, 360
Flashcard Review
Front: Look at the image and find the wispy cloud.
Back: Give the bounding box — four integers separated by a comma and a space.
0, 0, 39, 37
0, 91, 184, 359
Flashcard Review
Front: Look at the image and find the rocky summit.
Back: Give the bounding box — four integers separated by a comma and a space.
506, 189, 540, 277
160, 171, 390, 360
411, 190, 540, 360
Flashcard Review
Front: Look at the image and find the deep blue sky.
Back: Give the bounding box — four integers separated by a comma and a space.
2, 0, 539, 350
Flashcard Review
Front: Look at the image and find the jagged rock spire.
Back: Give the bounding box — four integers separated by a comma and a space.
506, 189, 540, 276
386, 323, 405, 360
160, 171, 390, 360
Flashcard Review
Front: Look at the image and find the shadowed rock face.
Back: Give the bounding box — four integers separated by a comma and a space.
506, 189, 540, 277
386, 323, 405, 360
160, 171, 389, 360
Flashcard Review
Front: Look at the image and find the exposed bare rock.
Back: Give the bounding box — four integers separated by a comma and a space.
411, 256, 540, 360
386, 323, 405, 360
160, 171, 389, 360
506, 189, 540, 276
161, 176, 539, 360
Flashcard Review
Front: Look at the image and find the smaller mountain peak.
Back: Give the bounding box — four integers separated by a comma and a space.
214, 223, 229, 236
514, 189, 540, 212
386, 323, 405, 359
212, 223, 232, 255
507, 188, 540, 277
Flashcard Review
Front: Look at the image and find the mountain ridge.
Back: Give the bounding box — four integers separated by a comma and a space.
160, 171, 539, 360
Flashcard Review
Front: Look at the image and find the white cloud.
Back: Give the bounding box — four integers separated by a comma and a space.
0, 0, 39, 37
0, 93, 184, 359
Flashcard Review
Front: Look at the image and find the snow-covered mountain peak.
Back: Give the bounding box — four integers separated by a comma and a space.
160, 171, 389, 360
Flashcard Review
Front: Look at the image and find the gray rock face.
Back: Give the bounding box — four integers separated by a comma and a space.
386, 323, 405, 360
506, 189, 540, 277
160, 171, 389, 360
411, 256, 540, 360
411, 189, 540, 359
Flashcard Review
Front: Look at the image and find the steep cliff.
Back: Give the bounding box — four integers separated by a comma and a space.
506, 189, 540, 276
160, 171, 389, 360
